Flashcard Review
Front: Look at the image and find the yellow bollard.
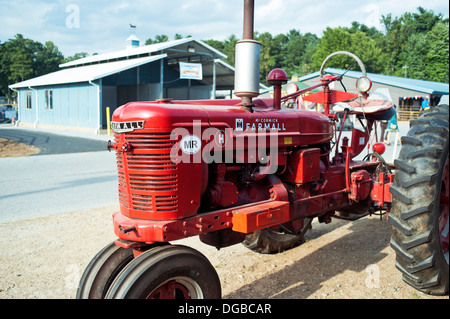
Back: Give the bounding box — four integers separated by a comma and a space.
106, 107, 111, 136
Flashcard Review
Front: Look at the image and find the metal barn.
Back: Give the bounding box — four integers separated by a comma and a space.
9, 38, 237, 133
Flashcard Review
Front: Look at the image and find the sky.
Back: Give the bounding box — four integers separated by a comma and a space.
1, 0, 449, 57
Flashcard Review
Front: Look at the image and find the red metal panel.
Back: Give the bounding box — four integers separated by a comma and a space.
282, 148, 320, 184
302, 90, 358, 105
231, 200, 290, 233
350, 129, 369, 158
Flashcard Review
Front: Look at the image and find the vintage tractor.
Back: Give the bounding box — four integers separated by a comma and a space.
77, 0, 449, 298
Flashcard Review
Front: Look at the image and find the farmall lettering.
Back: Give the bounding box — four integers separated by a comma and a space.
235, 118, 287, 132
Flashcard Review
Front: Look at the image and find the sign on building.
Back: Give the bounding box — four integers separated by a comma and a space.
179, 62, 203, 80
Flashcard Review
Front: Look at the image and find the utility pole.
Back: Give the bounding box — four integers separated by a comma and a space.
402, 65, 409, 78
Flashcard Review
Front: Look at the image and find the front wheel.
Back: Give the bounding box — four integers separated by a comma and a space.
389, 104, 449, 295
105, 245, 221, 299
76, 241, 134, 299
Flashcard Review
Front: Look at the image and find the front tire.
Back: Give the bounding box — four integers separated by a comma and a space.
105, 245, 221, 299
76, 241, 134, 299
389, 104, 449, 295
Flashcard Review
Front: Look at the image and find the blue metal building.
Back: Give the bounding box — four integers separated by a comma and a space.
9, 38, 237, 133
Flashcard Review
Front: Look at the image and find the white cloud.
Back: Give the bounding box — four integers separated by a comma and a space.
1, 0, 448, 56
362, 4, 383, 29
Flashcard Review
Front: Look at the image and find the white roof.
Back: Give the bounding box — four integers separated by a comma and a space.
126, 35, 140, 41
368, 88, 393, 102
10, 54, 167, 89
59, 38, 227, 68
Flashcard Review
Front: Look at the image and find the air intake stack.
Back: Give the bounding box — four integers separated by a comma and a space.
234, 0, 261, 111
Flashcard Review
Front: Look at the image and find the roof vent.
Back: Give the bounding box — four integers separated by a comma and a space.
126, 35, 140, 50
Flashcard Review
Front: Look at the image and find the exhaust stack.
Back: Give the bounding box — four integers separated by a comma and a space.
234, 0, 261, 110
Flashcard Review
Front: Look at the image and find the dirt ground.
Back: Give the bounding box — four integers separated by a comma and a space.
0, 138, 40, 157
0, 141, 447, 300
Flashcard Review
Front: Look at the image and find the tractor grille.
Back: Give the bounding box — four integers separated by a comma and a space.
115, 132, 178, 216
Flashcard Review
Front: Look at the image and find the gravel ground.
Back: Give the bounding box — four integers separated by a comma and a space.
0, 204, 447, 299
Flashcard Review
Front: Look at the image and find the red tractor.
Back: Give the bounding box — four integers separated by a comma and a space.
77, 0, 449, 298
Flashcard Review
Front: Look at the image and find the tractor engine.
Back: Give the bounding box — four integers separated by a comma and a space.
110, 96, 341, 243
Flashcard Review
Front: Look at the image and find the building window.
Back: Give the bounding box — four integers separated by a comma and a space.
45, 89, 53, 110
25, 91, 32, 110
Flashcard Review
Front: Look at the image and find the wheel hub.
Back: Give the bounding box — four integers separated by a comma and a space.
148, 280, 191, 299
146, 276, 204, 299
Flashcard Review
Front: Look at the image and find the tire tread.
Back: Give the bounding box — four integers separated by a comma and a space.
390, 104, 449, 296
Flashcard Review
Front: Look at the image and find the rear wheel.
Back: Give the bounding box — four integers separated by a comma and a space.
105, 245, 221, 299
389, 104, 449, 295
243, 218, 312, 254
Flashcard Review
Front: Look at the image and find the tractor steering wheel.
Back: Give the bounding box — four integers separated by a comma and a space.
319, 51, 367, 79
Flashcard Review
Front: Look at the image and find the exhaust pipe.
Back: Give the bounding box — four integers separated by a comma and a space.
234, 0, 261, 111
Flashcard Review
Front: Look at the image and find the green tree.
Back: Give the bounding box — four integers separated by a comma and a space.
9, 48, 33, 83
145, 34, 192, 45
257, 32, 277, 81
380, 7, 448, 77
425, 21, 449, 82
35, 41, 64, 76
64, 52, 89, 63
346, 21, 382, 39
310, 27, 352, 70
3, 34, 34, 83
311, 27, 383, 74
285, 29, 305, 76
349, 31, 383, 74
203, 39, 225, 53
0, 34, 35, 96
145, 34, 169, 45
0, 34, 64, 97
402, 33, 428, 79
222, 34, 239, 67
284, 30, 318, 77
300, 33, 319, 75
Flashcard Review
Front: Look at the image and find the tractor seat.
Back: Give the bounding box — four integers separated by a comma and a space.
333, 99, 395, 121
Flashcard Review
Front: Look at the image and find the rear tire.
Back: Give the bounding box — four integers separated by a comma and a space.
389, 104, 449, 295
243, 218, 312, 254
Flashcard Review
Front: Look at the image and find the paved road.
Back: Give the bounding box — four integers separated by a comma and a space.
0, 126, 118, 223
0, 126, 108, 155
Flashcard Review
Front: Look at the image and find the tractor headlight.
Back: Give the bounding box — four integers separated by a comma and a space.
285, 82, 299, 95
356, 76, 372, 94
